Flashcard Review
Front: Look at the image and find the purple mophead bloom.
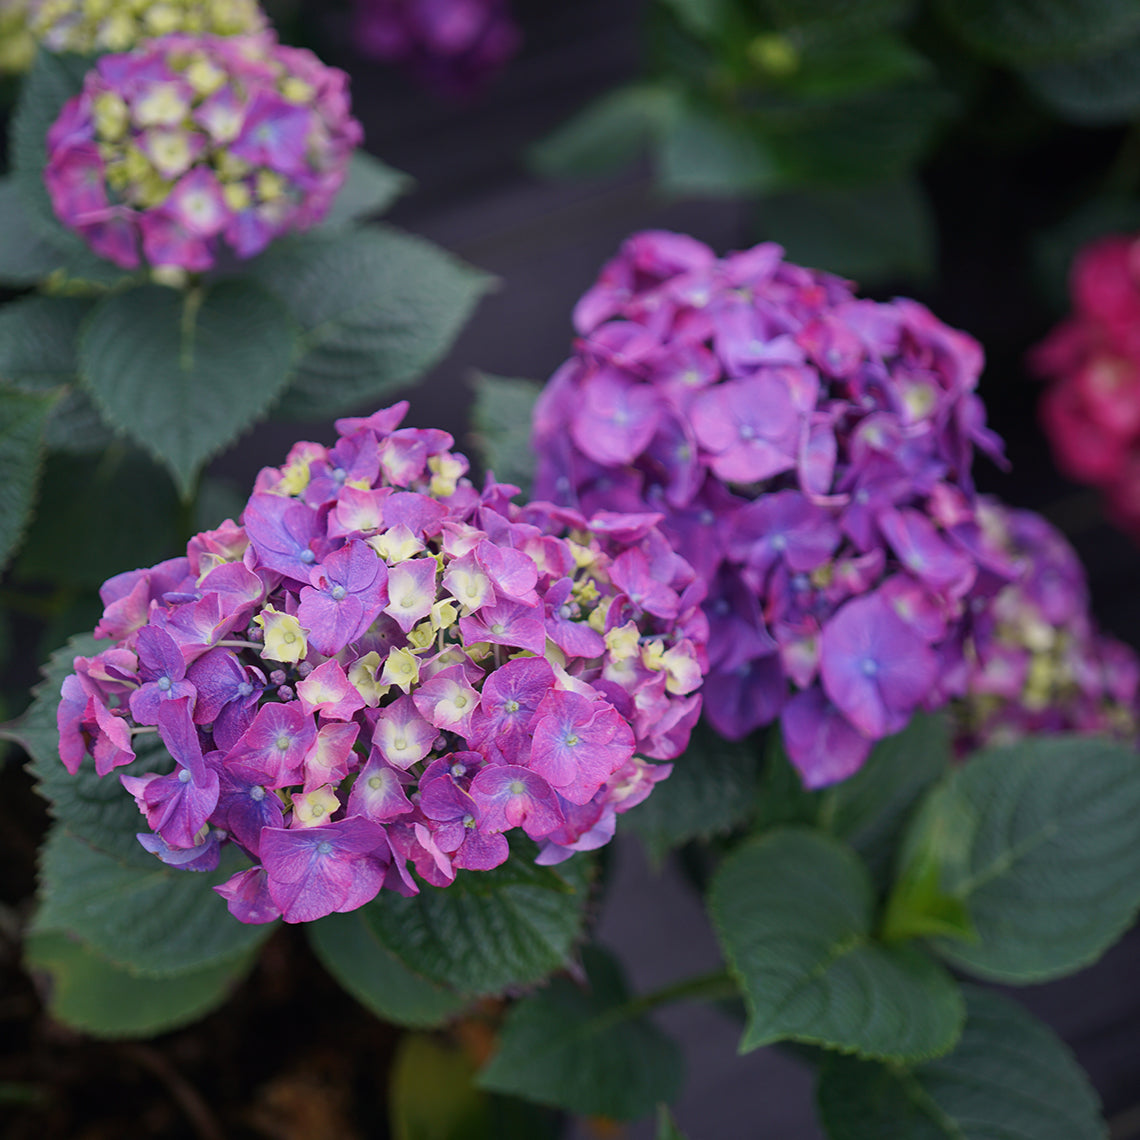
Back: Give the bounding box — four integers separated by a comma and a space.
55, 400, 708, 924
44, 31, 362, 271
952, 497, 1140, 751
533, 230, 1013, 787
352, 0, 520, 97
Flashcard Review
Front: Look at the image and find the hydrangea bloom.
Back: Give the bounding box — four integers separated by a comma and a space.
533, 230, 1008, 787
953, 497, 1139, 751
56, 401, 707, 924
44, 31, 362, 270
352, 0, 520, 96
1031, 233, 1140, 543
28, 0, 264, 55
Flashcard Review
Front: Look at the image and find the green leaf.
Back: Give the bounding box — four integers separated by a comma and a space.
468, 372, 541, 496
320, 150, 412, 228
478, 945, 683, 1121
756, 81, 953, 188
769, 33, 932, 100
25, 928, 255, 1038
658, 0, 735, 38
882, 833, 977, 944
816, 986, 1106, 1140
756, 178, 935, 284
659, 102, 782, 197
627, 721, 764, 865
0, 384, 60, 570
1021, 31, 1140, 124
532, 85, 677, 179
819, 713, 950, 886
307, 908, 473, 1028
364, 844, 594, 996
911, 735, 1140, 983
34, 826, 274, 977
13, 449, 181, 590
657, 1105, 689, 1139
756, 0, 913, 34
245, 225, 493, 419
709, 827, 963, 1060
390, 1033, 496, 1140
0, 294, 91, 392
42, 388, 117, 453
937, 0, 1140, 65
78, 281, 298, 497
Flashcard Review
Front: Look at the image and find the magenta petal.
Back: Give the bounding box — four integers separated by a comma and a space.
780, 687, 872, 789
469, 764, 564, 838
215, 867, 281, 925
260, 816, 389, 923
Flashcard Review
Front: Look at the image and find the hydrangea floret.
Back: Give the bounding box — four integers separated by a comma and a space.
28, 0, 265, 55
953, 497, 1139, 751
1031, 233, 1140, 543
352, 0, 520, 96
56, 401, 707, 925
44, 31, 362, 270
532, 230, 1008, 787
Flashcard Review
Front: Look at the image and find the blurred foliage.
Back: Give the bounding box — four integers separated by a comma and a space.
539, 0, 1140, 285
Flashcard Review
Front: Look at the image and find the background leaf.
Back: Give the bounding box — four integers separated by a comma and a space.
468, 372, 541, 496
78, 281, 298, 497
756, 178, 935, 284
657, 1105, 689, 1139
25, 929, 255, 1038
13, 450, 181, 590
34, 826, 274, 977
659, 102, 781, 196
363, 845, 593, 995
478, 945, 683, 1121
245, 226, 493, 419
709, 827, 963, 1060
319, 150, 412, 228
531, 85, 677, 179
937, 0, 1140, 65
914, 735, 1140, 983
0, 294, 91, 391
1021, 32, 1140, 124
816, 986, 1106, 1139
0, 385, 60, 570
626, 722, 764, 865
307, 908, 473, 1028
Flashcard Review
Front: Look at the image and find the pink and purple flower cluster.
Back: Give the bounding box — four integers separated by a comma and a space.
533, 230, 1008, 788
44, 31, 362, 271
55, 402, 707, 925
352, 0, 520, 96
954, 497, 1139, 751
1032, 233, 1140, 543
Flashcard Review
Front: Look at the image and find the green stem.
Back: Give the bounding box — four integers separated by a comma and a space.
612, 968, 738, 1021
